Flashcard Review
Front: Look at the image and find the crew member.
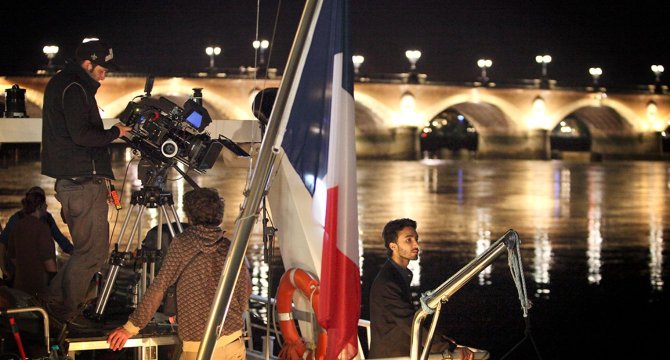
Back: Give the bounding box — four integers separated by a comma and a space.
107, 188, 252, 360
40, 38, 131, 325
0, 186, 73, 287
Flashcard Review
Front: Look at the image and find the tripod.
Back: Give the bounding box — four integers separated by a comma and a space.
93, 159, 189, 319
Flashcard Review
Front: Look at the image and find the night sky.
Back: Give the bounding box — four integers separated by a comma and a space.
2, 0, 668, 88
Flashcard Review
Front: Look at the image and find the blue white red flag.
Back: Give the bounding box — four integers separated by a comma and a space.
266, 0, 360, 358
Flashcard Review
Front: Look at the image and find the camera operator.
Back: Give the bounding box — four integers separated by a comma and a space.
40, 38, 131, 327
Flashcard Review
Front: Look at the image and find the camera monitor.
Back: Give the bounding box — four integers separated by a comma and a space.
183, 99, 212, 133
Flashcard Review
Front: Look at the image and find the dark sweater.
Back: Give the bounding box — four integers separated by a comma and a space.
127, 225, 251, 341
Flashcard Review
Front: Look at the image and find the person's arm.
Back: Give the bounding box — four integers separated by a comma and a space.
108, 234, 186, 350
44, 258, 57, 273
0, 243, 8, 279
5, 223, 21, 279
44, 212, 74, 254
36, 223, 57, 283
0, 213, 18, 249
378, 280, 417, 337
44, 258, 57, 285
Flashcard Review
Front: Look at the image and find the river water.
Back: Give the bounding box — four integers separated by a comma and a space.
1, 145, 668, 359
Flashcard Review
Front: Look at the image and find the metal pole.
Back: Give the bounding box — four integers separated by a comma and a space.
196, 0, 321, 358
409, 230, 519, 359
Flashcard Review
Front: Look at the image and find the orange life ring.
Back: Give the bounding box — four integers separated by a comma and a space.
276, 268, 327, 360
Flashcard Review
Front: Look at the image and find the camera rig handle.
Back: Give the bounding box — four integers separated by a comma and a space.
143, 75, 154, 97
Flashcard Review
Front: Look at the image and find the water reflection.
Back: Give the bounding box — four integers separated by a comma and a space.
1, 155, 669, 343
474, 209, 492, 286
650, 218, 664, 291
553, 168, 571, 218
648, 165, 666, 291
532, 228, 551, 297
587, 166, 603, 285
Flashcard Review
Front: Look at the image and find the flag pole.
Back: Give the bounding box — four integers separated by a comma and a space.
196, 0, 321, 358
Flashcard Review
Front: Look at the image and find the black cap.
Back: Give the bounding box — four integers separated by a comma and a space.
76, 38, 119, 70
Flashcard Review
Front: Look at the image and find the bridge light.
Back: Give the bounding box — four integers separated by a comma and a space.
589, 67, 602, 87
535, 54, 552, 77
529, 95, 550, 130
205, 46, 222, 72
651, 65, 664, 82
352, 55, 365, 75
477, 58, 492, 84
405, 50, 421, 71
252, 39, 269, 66
43, 45, 59, 70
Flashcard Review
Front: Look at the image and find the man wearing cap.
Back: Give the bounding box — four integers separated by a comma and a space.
40, 38, 131, 326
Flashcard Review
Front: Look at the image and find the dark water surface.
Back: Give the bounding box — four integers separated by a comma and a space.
1, 147, 668, 359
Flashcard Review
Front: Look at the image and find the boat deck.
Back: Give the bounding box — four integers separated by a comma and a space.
65, 334, 179, 360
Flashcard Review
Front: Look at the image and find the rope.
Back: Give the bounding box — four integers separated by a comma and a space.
506, 236, 531, 317
499, 233, 543, 360
306, 285, 319, 352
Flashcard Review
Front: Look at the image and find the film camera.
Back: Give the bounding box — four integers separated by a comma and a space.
119, 77, 236, 172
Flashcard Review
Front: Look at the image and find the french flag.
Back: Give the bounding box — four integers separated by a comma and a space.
266, 0, 360, 358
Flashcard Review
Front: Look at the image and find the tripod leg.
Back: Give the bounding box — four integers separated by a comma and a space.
112, 203, 140, 249
147, 209, 163, 284
94, 204, 147, 318
167, 204, 183, 234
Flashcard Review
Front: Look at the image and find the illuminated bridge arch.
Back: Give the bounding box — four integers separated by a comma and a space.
550, 105, 634, 154
419, 101, 514, 157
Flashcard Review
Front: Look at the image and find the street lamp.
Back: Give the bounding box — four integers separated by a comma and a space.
589, 67, 602, 87
405, 50, 421, 71
477, 58, 493, 83
43, 45, 59, 70
352, 55, 364, 75
205, 46, 222, 71
252, 39, 269, 66
651, 65, 664, 83
535, 54, 552, 77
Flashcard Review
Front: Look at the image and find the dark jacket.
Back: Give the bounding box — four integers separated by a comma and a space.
368, 259, 453, 358
369, 259, 416, 358
41, 60, 119, 179
0, 210, 73, 254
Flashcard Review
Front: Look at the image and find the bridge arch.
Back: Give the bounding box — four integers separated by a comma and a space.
353, 92, 394, 134
421, 91, 520, 131
550, 97, 638, 132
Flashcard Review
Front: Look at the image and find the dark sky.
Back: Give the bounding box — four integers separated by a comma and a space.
2, 0, 668, 88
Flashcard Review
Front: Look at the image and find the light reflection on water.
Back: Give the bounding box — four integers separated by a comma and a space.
2, 155, 667, 295
1, 150, 669, 358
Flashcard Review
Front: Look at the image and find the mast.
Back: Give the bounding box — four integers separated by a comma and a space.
197, 0, 322, 358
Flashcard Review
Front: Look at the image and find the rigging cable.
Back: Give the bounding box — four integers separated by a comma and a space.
500, 237, 543, 360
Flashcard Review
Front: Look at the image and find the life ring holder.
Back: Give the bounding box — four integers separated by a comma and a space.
276, 267, 327, 360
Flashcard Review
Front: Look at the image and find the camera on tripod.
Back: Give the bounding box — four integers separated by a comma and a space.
119, 79, 223, 172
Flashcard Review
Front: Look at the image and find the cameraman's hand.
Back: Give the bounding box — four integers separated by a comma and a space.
114, 123, 133, 138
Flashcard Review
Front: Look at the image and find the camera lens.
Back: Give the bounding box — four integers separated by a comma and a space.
161, 139, 178, 158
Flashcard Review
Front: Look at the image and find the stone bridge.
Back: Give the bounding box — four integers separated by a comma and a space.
2, 75, 669, 160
